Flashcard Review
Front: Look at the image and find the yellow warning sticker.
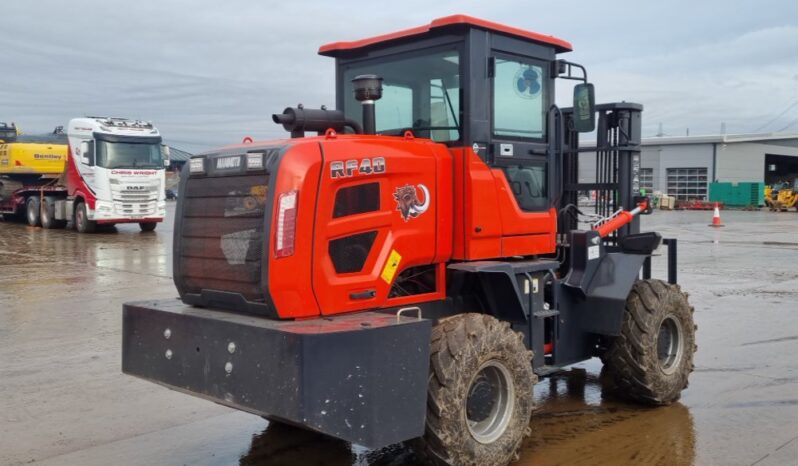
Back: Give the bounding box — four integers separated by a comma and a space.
380, 249, 402, 284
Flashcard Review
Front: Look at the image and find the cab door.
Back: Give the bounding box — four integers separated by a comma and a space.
312, 138, 439, 315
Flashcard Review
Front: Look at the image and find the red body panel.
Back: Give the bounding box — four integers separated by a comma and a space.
65, 144, 96, 208
319, 14, 572, 56
491, 168, 557, 256
451, 149, 556, 260
310, 136, 450, 316
267, 142, 324, 318
266, 136, 555, 319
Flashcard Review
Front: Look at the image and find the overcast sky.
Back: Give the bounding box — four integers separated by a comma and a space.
3, 0, 797, 152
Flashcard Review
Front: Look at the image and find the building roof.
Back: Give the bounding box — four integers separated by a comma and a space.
167, 146, 192, 162
318, 14, 572, 57
642, 132, 798, 146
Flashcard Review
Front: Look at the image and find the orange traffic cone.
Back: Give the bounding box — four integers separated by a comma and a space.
709, 202, 724, 227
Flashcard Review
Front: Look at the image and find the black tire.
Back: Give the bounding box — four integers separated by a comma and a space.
26, 197, 41, 227
601, 279, 696, 405
139, 222, 157, 232
40, 197, 67, 229
74, 201, 96, 233
413, 313, 536, 466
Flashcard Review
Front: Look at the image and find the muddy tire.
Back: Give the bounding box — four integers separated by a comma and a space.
413, 313, 536, 466
139, 222, 157, 232
75, 201, 96, 233
601, 279, 696, 405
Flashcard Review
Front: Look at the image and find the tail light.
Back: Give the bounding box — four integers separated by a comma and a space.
274, 190, 298, 258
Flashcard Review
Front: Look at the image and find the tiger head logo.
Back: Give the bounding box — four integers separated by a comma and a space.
394, 184, 430, 222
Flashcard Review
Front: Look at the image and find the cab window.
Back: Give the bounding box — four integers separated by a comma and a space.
493, 58, 546, 139
503, 164, 547, 211
343, 48, 461, 143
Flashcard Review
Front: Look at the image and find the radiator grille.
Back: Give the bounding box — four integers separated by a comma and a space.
178, 173, 269, 300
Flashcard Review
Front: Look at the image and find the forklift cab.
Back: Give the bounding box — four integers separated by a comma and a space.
321, 15, 595, 259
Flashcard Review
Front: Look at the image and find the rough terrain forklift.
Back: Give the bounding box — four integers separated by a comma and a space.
122, 15, 696, 465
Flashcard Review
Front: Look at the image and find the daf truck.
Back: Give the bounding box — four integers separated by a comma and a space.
0, 117, 169, 232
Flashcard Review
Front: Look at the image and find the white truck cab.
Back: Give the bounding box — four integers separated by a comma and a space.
65, 117, 168, 232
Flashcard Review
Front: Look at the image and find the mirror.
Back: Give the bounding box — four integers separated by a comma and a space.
573, 83, 596, 133
80, 140, 94, 166
161, 145, 171, 167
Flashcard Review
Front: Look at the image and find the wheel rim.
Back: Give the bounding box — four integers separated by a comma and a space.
657, 315, 684, 375
465, 360, 515, 444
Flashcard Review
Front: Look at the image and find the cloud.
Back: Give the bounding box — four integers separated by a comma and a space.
1, 0, 797, 150
584, 25, 798, 135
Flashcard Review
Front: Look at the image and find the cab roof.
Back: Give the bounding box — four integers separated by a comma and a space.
318, 14, 572, 57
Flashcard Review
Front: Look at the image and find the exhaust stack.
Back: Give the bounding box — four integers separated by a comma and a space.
352, 75, 383, 135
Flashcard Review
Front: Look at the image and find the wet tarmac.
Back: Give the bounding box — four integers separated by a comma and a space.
1, 206, 797, 466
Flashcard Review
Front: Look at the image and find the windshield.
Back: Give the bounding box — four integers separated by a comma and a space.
342, 47, 461, 143
96, 140, 164, 169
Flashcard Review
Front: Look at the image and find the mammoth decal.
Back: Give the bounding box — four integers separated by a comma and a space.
394, 184, 430, 221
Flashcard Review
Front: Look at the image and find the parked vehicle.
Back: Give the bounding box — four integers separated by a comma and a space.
0, 117, 169, 232
766, 179, 798, 211
122, 16, 695, 465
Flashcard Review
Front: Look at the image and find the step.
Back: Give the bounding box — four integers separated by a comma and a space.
532, 309, 560, 318
534, 365, 563, 377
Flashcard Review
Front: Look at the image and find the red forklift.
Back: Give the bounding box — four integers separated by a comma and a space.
123, 15, 695, 465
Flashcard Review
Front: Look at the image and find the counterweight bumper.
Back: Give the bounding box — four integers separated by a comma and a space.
122, 300, 432, 448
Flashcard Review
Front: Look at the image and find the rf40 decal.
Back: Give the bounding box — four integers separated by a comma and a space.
330, 157, 385, 178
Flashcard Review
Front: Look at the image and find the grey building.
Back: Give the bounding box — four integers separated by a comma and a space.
583, 132, 798, 201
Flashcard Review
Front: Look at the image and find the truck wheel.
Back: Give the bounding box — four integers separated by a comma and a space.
139, 222, 157, 232
75, 202, 96, 233
414, 313, 536, 466
601, 279, 696, 405
40, 197, 67, 229
26, 197, 41, 227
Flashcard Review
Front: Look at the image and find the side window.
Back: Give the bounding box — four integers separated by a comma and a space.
503, 164, 547, 211
493, 58, 546, 139
329, 231, 378, 274
333, 182, 380, 218
376, 85, 413, 133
